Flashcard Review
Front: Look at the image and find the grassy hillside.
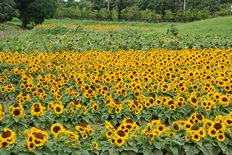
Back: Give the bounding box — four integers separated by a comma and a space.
175, 16, 232, 38
1, 16, 232, 37
44, 16, 232, 37
0, 16, 231, 51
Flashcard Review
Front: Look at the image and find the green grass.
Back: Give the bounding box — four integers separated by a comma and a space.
175, 16, 232, 38
0, 16, 231, 52
1, 16, 232, 37
44, 16, 232, 37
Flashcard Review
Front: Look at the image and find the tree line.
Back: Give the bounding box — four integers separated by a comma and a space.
55, 0, 231, 22
0, 0, 231, 27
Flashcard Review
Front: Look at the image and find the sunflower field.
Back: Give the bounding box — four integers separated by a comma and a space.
0, 48, 232, 155
1, 23, 232, 52
0, 18, 232, 155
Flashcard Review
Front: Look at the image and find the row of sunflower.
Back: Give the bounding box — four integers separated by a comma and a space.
36, 24, 156, 31
0, 113, 232, 153
0, 49, 231, 154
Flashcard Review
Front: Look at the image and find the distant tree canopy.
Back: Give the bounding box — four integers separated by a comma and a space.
15, 0, 58, 27
54, 0, 232, 22
0, 0, 17, 22
1, 0, 231, 25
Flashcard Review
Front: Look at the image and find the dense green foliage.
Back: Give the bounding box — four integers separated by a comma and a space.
0, 0, 17, 22
15, 0, 58, 27
0, 17, 232, 52
54, 0, 232, 22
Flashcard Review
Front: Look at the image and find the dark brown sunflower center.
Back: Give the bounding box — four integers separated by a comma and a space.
56, 107, 61, 112
117, 138, 122, 143
13, 109, 21, 116
34, 133, 44, 140
2, 130, 11, 138
191, 98, 197, 103
173, 123, 179, 130
214, 123, 222, 130
196, 114, 203, 120
126, 119, 133, 124
53, 126, 61, 133
222, 97, 228, 102
34, 107, 41, 112
194, 134, 199, 139
117, 130, 125, 137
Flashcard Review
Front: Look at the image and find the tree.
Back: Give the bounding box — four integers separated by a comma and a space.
15, 0, 57, 27
121, 6, 141, 21
163, 10, 174, 22
111, 9, 119, 21
78, 0, 93, 10
141, 9, 153, 22
99, 8, 110, 20
0, 0, 17, 22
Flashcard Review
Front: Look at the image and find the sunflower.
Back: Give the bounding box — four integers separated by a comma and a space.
184, 121, 193, 130
53, 104, 63, 115
114, 137, 125, 147
203, 119, 213, 130
82, 106, 87, 115
92, 141, 99, 150
196, 113, 204, 124
216, 133, 225, 142
50, 123, 65, 139
71, 139, 77, 147
185, 135, 191, 142
198, 128, 206, 138
31, 103, 46, 117
116, 129, 127, 139
27, 142, 35, 151
64, 130, 78, 140
172, 121, 181, 132
169, 104, 176, 110
24, 127, 48, 151
88, 128, 94, 136
224, 116, 232, 127
208, 128, 217, 138
110, 139, 115, 145
105, 120, 114, 130
92, 103, 99, 111
213, 122, 223, 131
156, 124, 165, 133
0, 104, 5, 121
219, 95, 230, 107
106, 129, 113, 138
10, 106, 24, 118
82, 133, 88, 140
192, 132, 201, 142
0, 128, 17, 147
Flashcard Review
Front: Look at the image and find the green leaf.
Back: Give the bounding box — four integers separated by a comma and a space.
72, 150, 82, 155
152, 149, 163, 155
80, 150, 90, 155
153, 140, 166, 150
196, 142, 214, 155
33, 150, 43, 155
123, 143, 138, 153
217, 141, 228, 154
225, 146, 232, 155
0, 149, 10, 155
183, 143, 200, 155
121, 150, 138, 155
142, 144, 153, 155
109, 147, 119, 155
170, 145, 179, 155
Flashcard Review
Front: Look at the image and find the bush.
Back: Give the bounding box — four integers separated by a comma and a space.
0, 0, 17, 22
163, 10, 174, 22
